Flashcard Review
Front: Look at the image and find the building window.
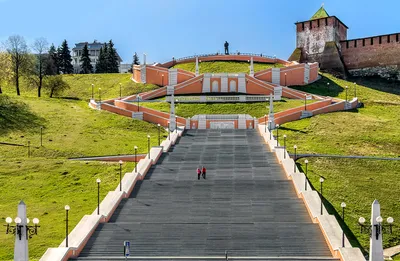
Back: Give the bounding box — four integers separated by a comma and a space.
317, 19, 320, 27
325, 18, 328, 26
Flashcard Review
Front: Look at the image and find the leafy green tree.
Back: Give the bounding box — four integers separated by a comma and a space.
58, 40, 73, 74
133, 52, 140, 65
46, 44, 59, 75
5, 35, 30, 96
44, 75, 70, 98
0, 52, 13, 94
31, 37, 49, 97
80, 44, 93, 74
106, 40, 119, 73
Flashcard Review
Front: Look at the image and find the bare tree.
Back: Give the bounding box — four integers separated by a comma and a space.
32, 37, 49, 97
5, 35, 29, 96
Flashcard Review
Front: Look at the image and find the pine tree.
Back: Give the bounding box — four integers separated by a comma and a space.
95, 46, 106, 73
133, 52, 140, 65
58, 40, 73, 74
103, 43, 109, 72
106, 40, 119, 73
46, 44, 59, 75
80, 44, 93, 74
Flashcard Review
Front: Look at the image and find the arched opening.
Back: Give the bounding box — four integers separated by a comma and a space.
229, 80, 236, 92
212, 80, 219, 92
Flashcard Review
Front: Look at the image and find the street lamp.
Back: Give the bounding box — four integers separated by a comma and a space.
119, 83, 122, 100
137, 95, 140, 112
119, 160, 123, 191
293, 145, 297, 173
5, 216, 39, 240
304, 94, 307, 111
65, 205, 70, 247
157, 124, 161, 146
359, 215, 394, 239
134, 146, 138, 173
268, 120, 272, 140
283, 135, 287, 159
304, 159, 309, 190
40, 126, 43, 147
99, 88, 101, 104
91, 84, 94, 99
285, 73, 287, 86
147, 135, 151, 159
161, 74, 164, 86
264, 114, 267, 133
345, 86, 348, 102
341, 202, 346, 247
167, 121, 170, 141
319, 176, 325, 215
354, 82, 357, 97
276, 124, 280, 146
327, 82, 330, 90
96, 178, 101, 215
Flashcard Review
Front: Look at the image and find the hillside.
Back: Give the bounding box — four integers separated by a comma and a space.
172, 60, 283, 74
0, 74, 165, 261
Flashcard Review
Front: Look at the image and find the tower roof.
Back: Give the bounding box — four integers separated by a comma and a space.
311, 5, 329, 20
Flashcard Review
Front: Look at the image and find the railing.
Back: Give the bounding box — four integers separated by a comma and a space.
165, 95, 272, 103
191, 114, 254, 120
168, 52, 276, 63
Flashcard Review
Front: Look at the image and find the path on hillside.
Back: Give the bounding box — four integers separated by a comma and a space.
71, 129, 338, 261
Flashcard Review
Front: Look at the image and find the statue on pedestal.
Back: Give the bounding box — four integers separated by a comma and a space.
224, 41, 229, 55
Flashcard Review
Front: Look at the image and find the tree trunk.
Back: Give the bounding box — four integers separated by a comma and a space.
15, 66, 20, 96
38, 56, 42, 97
38, 76, 42, 97
0, 85, 2, 94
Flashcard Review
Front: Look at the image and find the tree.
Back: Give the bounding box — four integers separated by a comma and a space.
46, 44, 59, 75
31, 37, 49, 97
95, 46, 106, 73
106, 40, 119, 73
133, 52, 140, 65
5, 35, 29, 96
80, 44, 93, 74
58, 40, 73, 74
44, 75, 70, 98
0, 52, 13, 94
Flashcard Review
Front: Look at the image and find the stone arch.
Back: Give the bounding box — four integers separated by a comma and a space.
212, 80, 219, 92
229, 80, 236, 92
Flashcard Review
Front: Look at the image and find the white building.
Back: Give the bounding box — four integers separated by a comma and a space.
71, 40, 122, 73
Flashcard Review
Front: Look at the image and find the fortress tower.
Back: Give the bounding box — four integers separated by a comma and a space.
290, 5, 400, 80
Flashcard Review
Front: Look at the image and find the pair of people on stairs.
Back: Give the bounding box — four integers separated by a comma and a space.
197, 166, 206, 180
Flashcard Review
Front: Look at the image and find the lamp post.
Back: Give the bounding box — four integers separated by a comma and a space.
161, 74, 164, 86
319, 176, 325, 215
99, 88, 101, 104
157, 124, 161, 146
167, 121, 170, 141
65, 205, 70, 247
147, 135, 150, 159
119, 160, 123, 191
268, 120, 272, 140
341, 202, 346, 247
276, 124, 279, 146
91, 84, 94, 100
96, 178, 101, 215
28, 140, 30, 158
304, 159, 308, 190
134, 146, 138, 173
304, 94, 307, 111
345, 86, 348, 102
327, 82, 330, 90
285, 73, 287, 86
119, 83, 122, 100
264, 114, 267, 133
283, 135, 287, 159
354, 82, 357, 97
137, 95, 140, 112
293, 145, 297, 173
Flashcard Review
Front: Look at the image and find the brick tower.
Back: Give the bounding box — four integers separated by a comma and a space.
289, 5, 348, 73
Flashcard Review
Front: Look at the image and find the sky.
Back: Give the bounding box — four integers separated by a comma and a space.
1, 0, 399, 64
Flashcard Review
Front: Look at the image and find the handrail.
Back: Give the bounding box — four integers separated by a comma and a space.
170, 52, 276, 63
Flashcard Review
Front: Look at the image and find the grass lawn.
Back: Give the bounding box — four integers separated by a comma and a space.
140, 98, 316, 118
276, 73, 400, 253
0, 74, 166, 260
172, 61, 283, 74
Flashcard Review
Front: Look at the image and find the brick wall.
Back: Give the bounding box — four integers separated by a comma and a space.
340, 33, 400, 69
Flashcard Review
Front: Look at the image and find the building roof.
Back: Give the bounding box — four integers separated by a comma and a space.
310, 6, 329, 20
72, 41, 105, 51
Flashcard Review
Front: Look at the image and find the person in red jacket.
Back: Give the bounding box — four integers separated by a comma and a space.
202, 166, 206, 179
197, 167, 201, 180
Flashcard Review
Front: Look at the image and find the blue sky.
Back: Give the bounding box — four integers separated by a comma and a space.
1, 0, 399, 64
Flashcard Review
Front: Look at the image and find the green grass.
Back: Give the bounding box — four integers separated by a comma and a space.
140, 98, 316, 118
0, 74, 166, 260
172, 61, 283, 74
2, 73, 159, 101
276, 73, 400, 253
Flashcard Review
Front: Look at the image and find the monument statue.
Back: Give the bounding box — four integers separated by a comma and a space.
224, 41, 229, 55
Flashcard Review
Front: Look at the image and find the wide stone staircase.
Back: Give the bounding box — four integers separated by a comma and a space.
72, 129, 339, 261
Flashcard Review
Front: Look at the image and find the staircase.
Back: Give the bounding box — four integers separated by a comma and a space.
71, 130, 339, 261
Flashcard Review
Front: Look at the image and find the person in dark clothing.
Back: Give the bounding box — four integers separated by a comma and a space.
224, 41, 229, 55
197, 167, 201, 180
202, 166, 206, 179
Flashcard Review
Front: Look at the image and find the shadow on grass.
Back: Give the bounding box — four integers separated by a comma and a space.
0, 95, 46, 136
291, 75, 344, 97
351, 76, 400, 96
279, 126, 308, 134
297, 163, 367, 255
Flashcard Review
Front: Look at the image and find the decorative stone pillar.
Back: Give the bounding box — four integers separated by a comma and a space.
370, 200, 384, 261
249, 57, 254, 77
195, 56, 199, 76
169, 93, 176, 132
268, 93, 275, 129
143, 53, 146, 65
15, 201, 28, 261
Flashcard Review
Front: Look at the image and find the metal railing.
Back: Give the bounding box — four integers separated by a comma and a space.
167, 53, 276, 63
165, 95, 271, 103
